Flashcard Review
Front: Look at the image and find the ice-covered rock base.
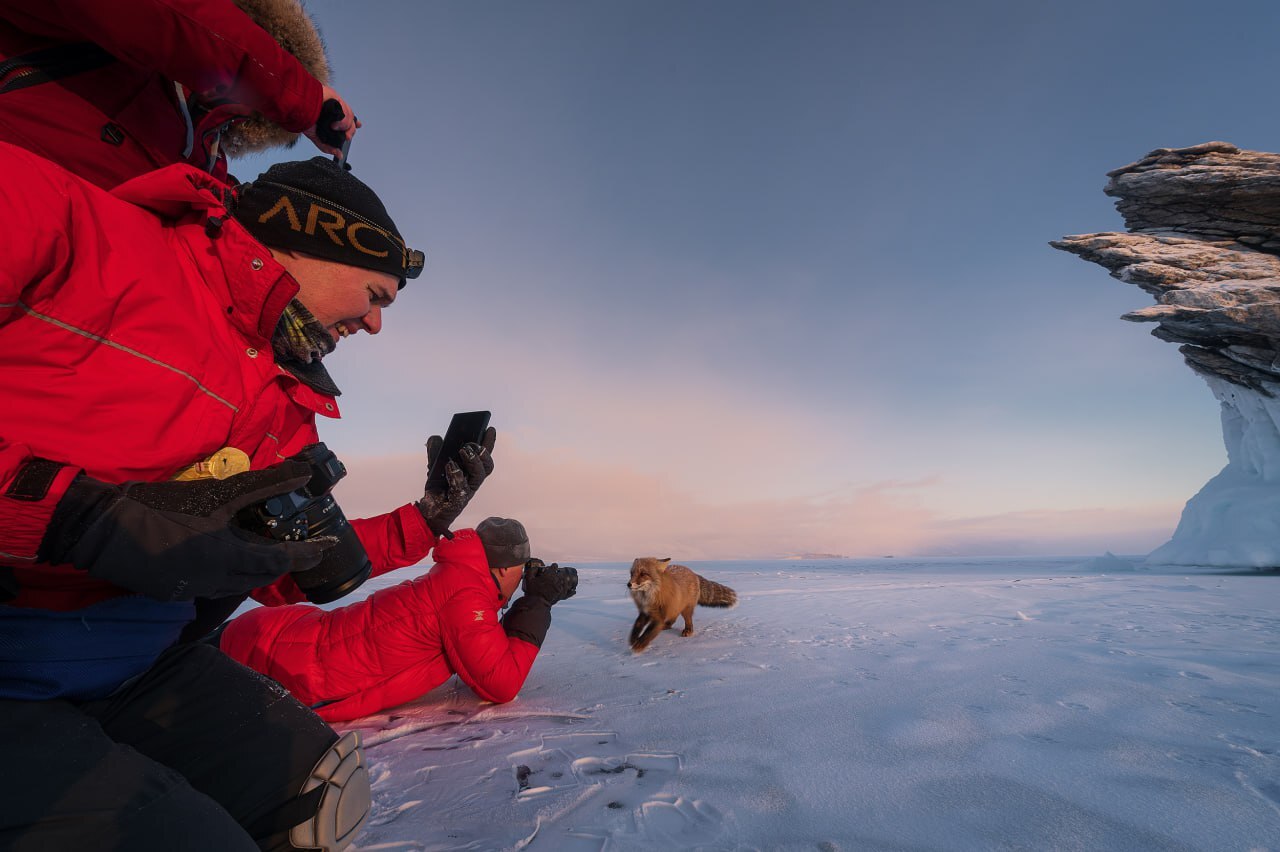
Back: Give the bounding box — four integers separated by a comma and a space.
1148, 375, 1280, 567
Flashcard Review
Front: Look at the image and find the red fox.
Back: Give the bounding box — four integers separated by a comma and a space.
626, 557, 737, 652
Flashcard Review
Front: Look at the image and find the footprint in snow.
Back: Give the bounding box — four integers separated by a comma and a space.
506, 731, 734, 850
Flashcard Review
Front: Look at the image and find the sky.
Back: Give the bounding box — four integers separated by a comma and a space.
236, 0, 1280, 562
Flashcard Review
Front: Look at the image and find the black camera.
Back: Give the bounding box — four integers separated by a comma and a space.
241, 442, 371, 604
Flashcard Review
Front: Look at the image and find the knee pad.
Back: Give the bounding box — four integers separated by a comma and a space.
289, 730, 371, 851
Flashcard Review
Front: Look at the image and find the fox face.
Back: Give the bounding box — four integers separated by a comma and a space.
627, 557, 669, 606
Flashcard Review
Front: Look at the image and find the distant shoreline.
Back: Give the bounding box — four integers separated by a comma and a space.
782, 553, 848, 560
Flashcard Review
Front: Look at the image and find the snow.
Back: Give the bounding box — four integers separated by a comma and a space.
329, 557, 1280, 851
1149, 375, 1280, 569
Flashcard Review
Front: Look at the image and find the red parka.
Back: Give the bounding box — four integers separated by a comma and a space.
221, 530, 545, 723
0, 142, 431, 616
0, 0, 324, 189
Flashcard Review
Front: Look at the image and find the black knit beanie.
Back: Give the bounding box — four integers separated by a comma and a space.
232, 157, 422, 288
476, 517, 531, 569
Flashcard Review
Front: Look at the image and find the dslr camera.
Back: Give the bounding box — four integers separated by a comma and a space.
240, 442, 371, 604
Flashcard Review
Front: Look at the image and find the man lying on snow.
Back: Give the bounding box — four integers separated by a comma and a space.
0, 148, 494, 851
219, 517, 579, 722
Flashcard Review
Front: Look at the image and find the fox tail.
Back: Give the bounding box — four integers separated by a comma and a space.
697, 577, 737, 608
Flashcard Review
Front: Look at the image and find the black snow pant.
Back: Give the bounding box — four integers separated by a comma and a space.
0, 641, 338, 851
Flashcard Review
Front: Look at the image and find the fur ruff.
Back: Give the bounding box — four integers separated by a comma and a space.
222, 0, 331, 157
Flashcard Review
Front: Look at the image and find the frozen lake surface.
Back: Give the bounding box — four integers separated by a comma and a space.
335, 556, 1280, 851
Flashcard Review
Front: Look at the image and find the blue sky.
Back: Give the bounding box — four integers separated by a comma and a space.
237, 0, 1280, 561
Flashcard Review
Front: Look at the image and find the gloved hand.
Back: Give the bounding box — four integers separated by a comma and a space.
38, 461, 332, 602
501, 558, 576, 647
416, 426, 497, 537
305, 88, 361, 155
521, 560, 578, 606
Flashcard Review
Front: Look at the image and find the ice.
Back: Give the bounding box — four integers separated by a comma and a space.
1149, 375, 1280, 569
338, 557, 1280, 850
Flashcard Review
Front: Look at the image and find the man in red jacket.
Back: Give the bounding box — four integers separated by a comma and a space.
0, 0, 359, 189
0, 147, 490, 850
221, 518, 579, 723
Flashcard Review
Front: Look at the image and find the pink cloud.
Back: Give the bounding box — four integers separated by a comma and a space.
334, 443, 1182, 563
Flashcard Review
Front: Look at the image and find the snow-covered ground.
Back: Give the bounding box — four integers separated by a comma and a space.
335, 556, 1280, 851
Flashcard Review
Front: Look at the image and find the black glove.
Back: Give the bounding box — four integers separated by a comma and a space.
38, 461, 332, 602
502, 559, 576, 647
416, 426, 497, 537
521, 560, 578, 606
314, 99, 348, 149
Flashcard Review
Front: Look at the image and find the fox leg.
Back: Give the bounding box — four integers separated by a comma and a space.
632, 621, 660, 652
629, 613, 648, 645
630, 614, 657, 651
680, 606, 695, 637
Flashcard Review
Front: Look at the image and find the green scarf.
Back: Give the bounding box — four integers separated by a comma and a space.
272, 299, 341, 397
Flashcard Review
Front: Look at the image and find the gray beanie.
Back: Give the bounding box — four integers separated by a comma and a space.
476, 517, 530, 568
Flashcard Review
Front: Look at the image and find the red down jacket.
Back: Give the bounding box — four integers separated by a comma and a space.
0, 142, 432, 615
0, 0, 324, 189
220, 530, 544, 722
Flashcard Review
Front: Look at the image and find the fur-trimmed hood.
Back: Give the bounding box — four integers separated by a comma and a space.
222, 0, 331, 157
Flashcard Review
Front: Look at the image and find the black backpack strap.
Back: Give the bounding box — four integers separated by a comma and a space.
0, 42, 115, 95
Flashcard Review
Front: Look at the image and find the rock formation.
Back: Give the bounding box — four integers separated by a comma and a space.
1053, 142, 1280, 569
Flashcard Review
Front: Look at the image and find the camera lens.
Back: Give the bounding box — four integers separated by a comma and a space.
238, 443, 374, 604
293, 528, 371, 603
287, 493, 373, 604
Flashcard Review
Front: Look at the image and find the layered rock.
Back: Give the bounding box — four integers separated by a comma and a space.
1053, 142, 1280, 568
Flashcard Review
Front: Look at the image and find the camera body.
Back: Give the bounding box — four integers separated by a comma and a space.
246, 443, 371, 604
521, 558, 578, 604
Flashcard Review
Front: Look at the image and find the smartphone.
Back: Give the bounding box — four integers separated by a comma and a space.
425, 410, 492, 490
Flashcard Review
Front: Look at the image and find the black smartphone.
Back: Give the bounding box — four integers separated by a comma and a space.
425, 410, 492, 489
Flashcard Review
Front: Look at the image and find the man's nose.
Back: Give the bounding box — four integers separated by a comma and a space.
360, 304, 383, 335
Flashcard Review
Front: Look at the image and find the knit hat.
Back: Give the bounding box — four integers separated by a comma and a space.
232, 157, 423, 288
476, 517, 531, 569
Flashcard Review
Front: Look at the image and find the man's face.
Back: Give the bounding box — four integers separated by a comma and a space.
495, 563, 525, 603
272, 250, 400, 343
